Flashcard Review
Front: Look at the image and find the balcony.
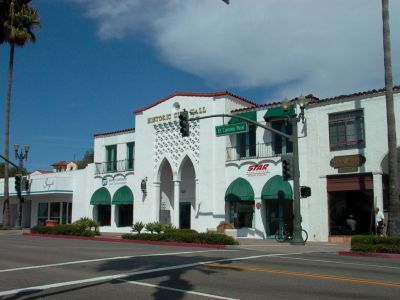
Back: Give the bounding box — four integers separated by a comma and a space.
226, 143, 291, 162
95, 159, 134, 175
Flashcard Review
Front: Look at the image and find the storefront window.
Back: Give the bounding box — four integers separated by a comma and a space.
229, 201, 254, 228
62, 202, 72, 224
38, 203, 48, 225
50, 203, 61, 223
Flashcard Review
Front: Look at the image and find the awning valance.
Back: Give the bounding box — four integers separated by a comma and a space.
90, 187, 111, 205
228, 111, 257, 124
225, 177, 254, 201
263, 105, 295, 122
112, 186, 133, 205
261, 175, 293, 201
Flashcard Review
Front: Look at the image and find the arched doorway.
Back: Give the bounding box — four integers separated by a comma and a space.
178, 156, 196, 229
225, 177, 255, 229
261, 175, 293, 237
112, 186, 133, 227
90, 187, 111, 226
159, 159, 174, 225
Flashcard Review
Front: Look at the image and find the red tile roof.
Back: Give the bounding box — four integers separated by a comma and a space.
308, 85, 400, 106
94, 128, 135, 138
51, 161, 68, 166
134, 91, 257, 114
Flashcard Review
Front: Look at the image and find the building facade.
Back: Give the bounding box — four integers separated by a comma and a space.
1, 87, 399, 241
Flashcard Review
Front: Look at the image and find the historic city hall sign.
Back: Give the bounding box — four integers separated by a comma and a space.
330, 154, 366, 173
148, 107, 207, 124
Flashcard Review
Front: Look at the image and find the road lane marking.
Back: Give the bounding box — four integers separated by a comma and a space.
275, 256, 400, 270
118, 279, 238, 300
0, 249, 235, 273
0, 252, 303, 297
206, 263, 400, 287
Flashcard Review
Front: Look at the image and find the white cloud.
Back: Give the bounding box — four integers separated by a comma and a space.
68, 0, 400, 99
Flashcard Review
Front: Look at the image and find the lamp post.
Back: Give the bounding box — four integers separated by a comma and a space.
282, 97, 307, 245
14, 144, 29, 229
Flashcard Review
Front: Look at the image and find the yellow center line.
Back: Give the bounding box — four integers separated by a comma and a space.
206, 263, 400, 287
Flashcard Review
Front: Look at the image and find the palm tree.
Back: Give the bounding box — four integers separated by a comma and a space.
1, 0, 40, 227
382, 0, 400, 236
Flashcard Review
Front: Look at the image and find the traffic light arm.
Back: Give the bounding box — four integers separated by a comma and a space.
0, 154, 19, 168
189, 113, 292, 140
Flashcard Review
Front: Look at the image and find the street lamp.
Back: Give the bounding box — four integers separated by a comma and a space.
283, 97, 307, 245
14, 144, 29, 229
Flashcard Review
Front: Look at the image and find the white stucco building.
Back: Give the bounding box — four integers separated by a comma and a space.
1, 87, 399, 241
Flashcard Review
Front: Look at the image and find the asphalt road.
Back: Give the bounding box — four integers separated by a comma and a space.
0, 231, 399, 299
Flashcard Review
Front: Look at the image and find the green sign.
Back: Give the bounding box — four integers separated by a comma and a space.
216, 122, 248, 136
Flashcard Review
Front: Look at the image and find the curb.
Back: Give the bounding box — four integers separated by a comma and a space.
338, 251, 400, 259
23, 233, 226, 249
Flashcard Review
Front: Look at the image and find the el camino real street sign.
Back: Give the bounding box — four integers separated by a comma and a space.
215, 122, 248, 136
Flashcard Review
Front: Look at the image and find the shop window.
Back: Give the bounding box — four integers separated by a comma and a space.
117, 204, 133, 227
38, 202, 72, 225
237, 125, 256, 159
38, 203, 48, 225
271, 120, 292, 155
105, 145, 117, 172
127, 142, 135, 170
62, 202, 72, 224
50, 203, 61, 223
97, 205, 111, 226
229, 201, 254, 228
329, 110, 365, 151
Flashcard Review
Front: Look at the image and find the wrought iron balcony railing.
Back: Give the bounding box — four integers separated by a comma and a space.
226, 143, 292, 161
94, 159, 134, 174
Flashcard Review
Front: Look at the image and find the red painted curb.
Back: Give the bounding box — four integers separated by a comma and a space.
23, 233, 226, 249
338, 251, 400, 259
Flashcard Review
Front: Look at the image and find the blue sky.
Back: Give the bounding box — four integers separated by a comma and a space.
0, 0, 399, 171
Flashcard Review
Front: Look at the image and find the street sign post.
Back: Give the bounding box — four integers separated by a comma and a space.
215, 122, 248, 136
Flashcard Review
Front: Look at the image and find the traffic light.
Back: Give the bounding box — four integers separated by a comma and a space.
22, 176, 30, 191
179, 109, 189, 137
281, 157, 293, 180
300, 186, 312, 198
14, 174, 22, 196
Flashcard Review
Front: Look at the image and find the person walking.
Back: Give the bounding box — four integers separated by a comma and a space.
375, 207, 385, 236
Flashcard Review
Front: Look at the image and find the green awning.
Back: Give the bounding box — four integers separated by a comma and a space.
90, 187, 111, 205
112, 186, 133, 205
261, 175, 293, 201
225, 177, 255, 201
263, 105, 295, 122
228, 111, 257, 124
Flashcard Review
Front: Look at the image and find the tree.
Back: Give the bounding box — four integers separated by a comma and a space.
0, 163, 18, 178
1, 0, 40, 227
382, 0, 400, 236
77, 149, 94, 169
